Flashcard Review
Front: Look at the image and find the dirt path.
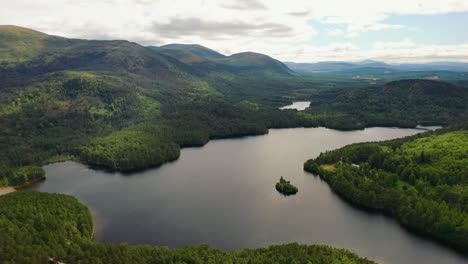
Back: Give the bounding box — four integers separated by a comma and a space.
0, 187, 16, 196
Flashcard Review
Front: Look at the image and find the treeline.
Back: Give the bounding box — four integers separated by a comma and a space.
0, 70, 321, 176
304, 129, 468, 253
0, 191, 93, 263
0, 165, 45, 186
2, 27, 468, 185
305, 79, 468, 130
0, 191, 375, 264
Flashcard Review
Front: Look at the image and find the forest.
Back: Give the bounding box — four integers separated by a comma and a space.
0, 191, 375, 264
305, 79, 468, 129
1, 26, 467, 186
1, 24, 468, 263
304, 129, 468, 253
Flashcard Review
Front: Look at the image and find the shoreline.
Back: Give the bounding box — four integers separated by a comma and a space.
18, 125, 442, 186
0, 187, 16, 196
13, 177, 46, 190
49, 125, 443, 174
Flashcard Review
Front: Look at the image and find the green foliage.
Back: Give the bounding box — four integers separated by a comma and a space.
0, 191, 375, 264
0, 191, 93, 263
304, 130, 468, 253
1, 25, 467, 188
276, 176, 298, 195
79, 128, 180, 171
0, 25, 48, 63
306, 79, 468, 129
0, 166, 45, 186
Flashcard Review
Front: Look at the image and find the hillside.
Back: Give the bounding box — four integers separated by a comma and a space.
155, 44, 225, 63
153, 44, 293, 76
0, 26, 311, 186
304, 129, 468, 253
0, 25, 59, 63
305, 79, 468, 129
1, 26, 467, 187
218, 52, 294, 75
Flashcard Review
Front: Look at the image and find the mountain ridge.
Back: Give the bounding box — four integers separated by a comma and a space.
285, 60, 468, 73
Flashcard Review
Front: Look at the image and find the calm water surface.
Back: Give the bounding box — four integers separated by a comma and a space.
32, 127, 467, 264
280, 101, 311, 110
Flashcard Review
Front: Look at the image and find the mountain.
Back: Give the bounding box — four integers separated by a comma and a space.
284, 60, 391, 73
393, 62, 468, 72
152, 44, 293, 76
285, 60, 468, 74
0, 25, 67, 63
155, 44, 225, 61
284, 61, 357, 73
0, 25, 304, 186
217, 52, 294, 75
0, 25, 466, 187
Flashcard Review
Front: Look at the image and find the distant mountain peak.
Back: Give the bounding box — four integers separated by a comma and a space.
158, 43, 225, 59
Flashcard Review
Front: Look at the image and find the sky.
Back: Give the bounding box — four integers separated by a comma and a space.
2, 0, 468, 63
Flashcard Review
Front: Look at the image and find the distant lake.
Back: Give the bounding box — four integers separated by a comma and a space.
31, 127, 466, 264
280, 101, 311, 111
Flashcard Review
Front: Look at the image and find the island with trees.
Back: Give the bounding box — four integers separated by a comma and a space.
276, 176, 299, 195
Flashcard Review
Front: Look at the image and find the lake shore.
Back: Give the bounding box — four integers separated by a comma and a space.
0, 187, 16, 196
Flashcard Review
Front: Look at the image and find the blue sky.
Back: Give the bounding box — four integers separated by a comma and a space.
1, 0, 468, 63
308, 12, 468, 49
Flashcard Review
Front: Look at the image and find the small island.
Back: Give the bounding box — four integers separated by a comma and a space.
275, 176, 298, 195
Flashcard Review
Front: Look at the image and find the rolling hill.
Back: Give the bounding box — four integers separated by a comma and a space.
0, 25, 467, 187
152, 43, 293, 76
306, 79, 468, 129
285, 60, 468, 74
0, 25, 307, 185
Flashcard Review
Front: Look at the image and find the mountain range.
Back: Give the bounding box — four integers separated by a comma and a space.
0, 25, 467, 185
285, 60, 468, 73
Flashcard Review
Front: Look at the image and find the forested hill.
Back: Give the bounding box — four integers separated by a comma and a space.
152, 44, 294, 76
0, 191, 376, 263
304, 129, 468, 253
1, 25, 467, 187
0, 25, 308, 186
306, 79, 468, 129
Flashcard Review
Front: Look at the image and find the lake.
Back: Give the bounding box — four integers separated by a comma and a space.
280, 101, 311, 111
31, 127, 467, 264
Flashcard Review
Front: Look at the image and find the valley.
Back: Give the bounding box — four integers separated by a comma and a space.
0, 24, 467, 264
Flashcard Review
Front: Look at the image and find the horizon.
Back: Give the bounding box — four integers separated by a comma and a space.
3, 24, 468, 66
1, 0, 468, 63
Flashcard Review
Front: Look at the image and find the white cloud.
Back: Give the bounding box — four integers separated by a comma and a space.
345, 23, 405, 38
1, 0, 468, 62
272, 41, 468, 63
328, 29, 345, 37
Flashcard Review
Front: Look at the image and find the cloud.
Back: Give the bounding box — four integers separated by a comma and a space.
345, 23, 405, 38
328, 29, 345, 37
152, 17, 294, 39
287, 10, 310, 16
1, 0, 468, 62
221, 0, 266, 10
268, 41, 468, 63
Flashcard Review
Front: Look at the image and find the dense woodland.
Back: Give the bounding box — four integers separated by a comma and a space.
0, 191, 375, 264
1, 25, 468, 262
305, 79, 468, 129
0, 26, 312, 183
304, 129, 468, 253
1, 26, 467, 186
